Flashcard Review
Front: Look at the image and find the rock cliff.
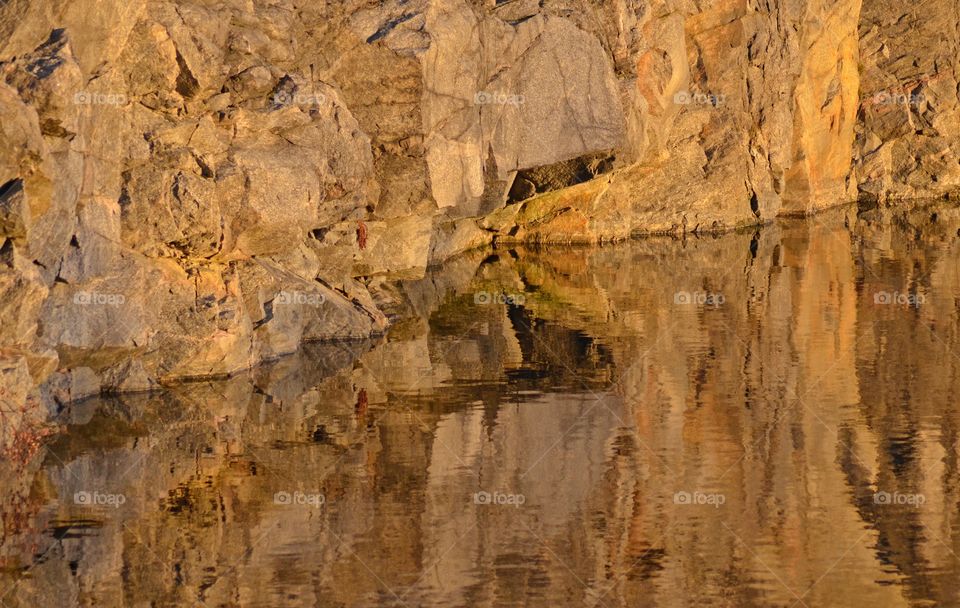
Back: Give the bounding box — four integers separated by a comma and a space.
0, 0, 958, 431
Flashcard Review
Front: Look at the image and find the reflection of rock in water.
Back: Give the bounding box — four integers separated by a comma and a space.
5, 206, 960, 606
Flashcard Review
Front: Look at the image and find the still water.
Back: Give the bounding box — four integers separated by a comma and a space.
3, 204, 960, 607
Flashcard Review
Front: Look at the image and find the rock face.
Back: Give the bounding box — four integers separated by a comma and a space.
854, 0, 960, 202
0, 2, 394, 420
0, 0, 957, 425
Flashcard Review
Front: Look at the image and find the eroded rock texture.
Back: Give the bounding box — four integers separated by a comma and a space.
0, 1, 396, 431
0, 0, 957, 429
854, 0, 960, 201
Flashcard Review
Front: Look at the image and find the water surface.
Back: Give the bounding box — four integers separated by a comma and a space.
3, 205, 960, 607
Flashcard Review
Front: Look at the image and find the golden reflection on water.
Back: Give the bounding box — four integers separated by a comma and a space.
3, 205, 960, 607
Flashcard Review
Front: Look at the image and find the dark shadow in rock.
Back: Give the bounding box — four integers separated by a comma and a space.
507, 151, 616, 204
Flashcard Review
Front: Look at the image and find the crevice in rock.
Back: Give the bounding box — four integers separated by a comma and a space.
193, 154, 214, 178
174, 50, 200, 99
506, 16, 537, 26
0, 178, 25, 239
507, 151, 616, 204
24, 29, 68, 79
478, 145, 511, 215
0, 238, 13, 266
40, 118, 74, 139
0, 178, 22, 200
253, 299, 274, 330
366, 12, 418, 44
270, 75, 297, 109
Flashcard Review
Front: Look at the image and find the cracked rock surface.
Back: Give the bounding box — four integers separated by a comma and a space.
0, 0, 957, 432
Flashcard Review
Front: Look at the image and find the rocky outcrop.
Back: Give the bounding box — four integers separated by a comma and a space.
854, 0, 960, 202
0, 0, 957, 428
0, 2, 396, 420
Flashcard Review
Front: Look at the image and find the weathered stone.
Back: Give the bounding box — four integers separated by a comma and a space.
0, 179, 28, 239
353, 215, 434, 277
0, 0, 956, 416
781, 0, 863, 213
508, 176, 537, 203
0, 256, 49, 349
428, 219, 493, 266
854, 0, 960, 201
